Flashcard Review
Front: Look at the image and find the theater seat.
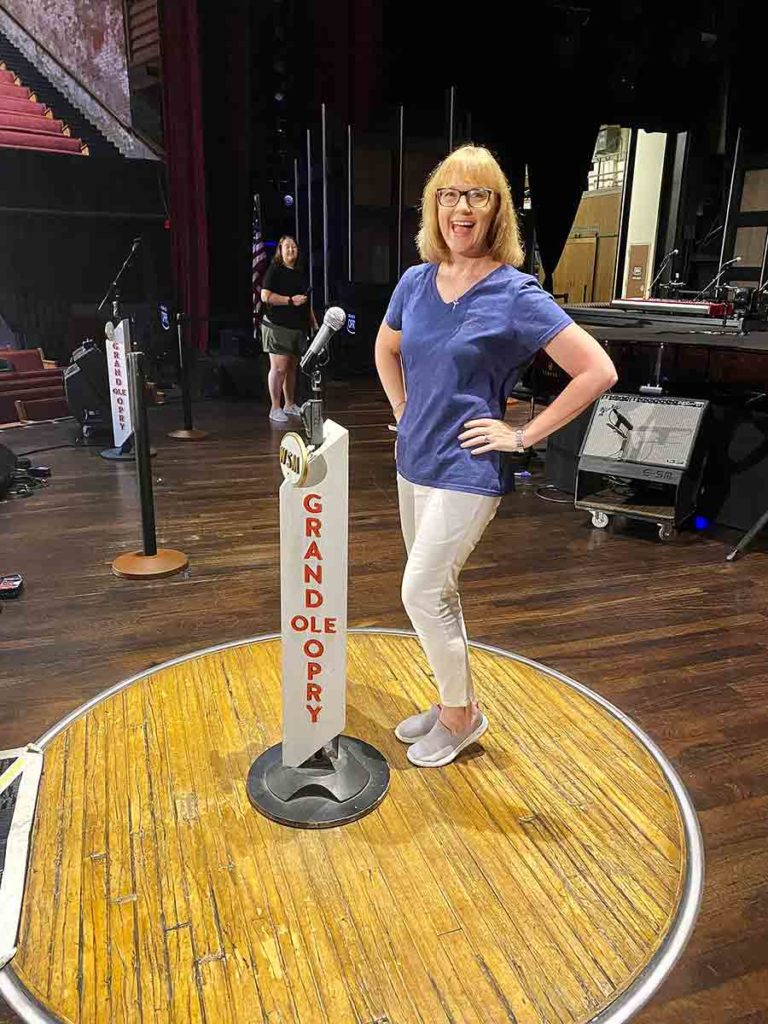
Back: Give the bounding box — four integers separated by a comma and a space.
0, 348, 46, 372
0, 387, 64, 424
0, 63, 88, 156
14, 395, 70, 422
0, 370, 63, 390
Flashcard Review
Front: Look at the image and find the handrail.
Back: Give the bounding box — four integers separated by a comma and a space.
0, 1, 163, 158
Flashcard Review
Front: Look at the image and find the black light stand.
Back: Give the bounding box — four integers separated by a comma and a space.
726, 509, 768, 562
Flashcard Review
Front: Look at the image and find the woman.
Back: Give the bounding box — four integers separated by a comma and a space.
375, 144, 617, 768
260, 236, 318, 424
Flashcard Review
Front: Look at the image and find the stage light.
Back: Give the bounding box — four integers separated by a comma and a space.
694, 515, 709, 530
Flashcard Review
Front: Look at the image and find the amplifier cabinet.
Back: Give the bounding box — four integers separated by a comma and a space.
574, 394, 709, 539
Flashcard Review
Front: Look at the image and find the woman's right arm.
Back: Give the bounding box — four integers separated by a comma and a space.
260, 289, 307, 307
374, 320, 406, 421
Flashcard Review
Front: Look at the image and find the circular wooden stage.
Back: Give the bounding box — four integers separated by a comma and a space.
1, 631, 702, 1024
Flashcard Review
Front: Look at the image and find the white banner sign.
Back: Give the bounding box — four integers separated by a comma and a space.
106, 319, 132, 447
280, 419, 348, 767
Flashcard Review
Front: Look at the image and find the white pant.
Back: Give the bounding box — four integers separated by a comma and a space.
397, 474, 500, 706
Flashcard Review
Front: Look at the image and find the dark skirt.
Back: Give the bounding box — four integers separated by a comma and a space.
261, 320, 304, 356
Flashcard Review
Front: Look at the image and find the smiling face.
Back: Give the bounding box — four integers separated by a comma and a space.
280, 237, 298, 267
436, 179, 499, 261
417, 145, 524, 268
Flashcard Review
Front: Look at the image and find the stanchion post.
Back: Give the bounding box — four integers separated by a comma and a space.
168, 313, 209, 441
131, 349, 158, 556
112, 348, 189, 579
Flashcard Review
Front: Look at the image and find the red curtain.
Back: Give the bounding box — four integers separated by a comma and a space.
158, 0, 209, 351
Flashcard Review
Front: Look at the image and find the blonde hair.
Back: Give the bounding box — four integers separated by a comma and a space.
416, 144, 524, 267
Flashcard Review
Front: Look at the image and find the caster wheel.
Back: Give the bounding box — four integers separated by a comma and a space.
591, 511, 610, 529
658, 524, 674, 541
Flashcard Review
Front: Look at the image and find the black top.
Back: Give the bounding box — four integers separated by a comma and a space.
262, 263, 310, 330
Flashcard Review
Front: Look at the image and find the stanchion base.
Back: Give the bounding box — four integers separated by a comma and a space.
111, 548, 189, 579
168, 428, 209, 441
99, 447, 134, 461
247, 735, 389, 829
100, 447, 157, 460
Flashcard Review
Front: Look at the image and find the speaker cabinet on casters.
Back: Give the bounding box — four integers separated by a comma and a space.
574, 394, 709, 541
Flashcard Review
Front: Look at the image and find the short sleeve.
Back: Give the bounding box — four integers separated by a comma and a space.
513, 277, 573, 360
384, 266, 417, 330
262, 263, 278, 292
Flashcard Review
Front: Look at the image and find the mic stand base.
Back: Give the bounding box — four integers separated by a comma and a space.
112, 548, 189, 579
99, 447, 135, 461
246, 735, 390, 829
100, 446, 158, 460
168, 428, 209, 441
100, 433, 135, 461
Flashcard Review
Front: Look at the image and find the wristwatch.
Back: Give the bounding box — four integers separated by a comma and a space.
288, 295, 294, 306
513, 427, 527, 453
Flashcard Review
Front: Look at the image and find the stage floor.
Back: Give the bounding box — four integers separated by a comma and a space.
1, 631, 701, 1024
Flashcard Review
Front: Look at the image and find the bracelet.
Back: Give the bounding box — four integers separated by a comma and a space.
288, 295, 294, 306
513, 427, 527, 453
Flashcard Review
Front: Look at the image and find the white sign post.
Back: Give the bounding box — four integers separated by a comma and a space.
247, 412, 389, 829
280, 420, 348, 766
100, 319, 134, 460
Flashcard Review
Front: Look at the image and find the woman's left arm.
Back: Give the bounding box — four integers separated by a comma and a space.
460, 323, 617, 454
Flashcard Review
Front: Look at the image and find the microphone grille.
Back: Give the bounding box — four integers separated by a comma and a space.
324, 306, 347, 330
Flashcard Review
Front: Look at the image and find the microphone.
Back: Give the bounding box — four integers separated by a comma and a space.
611, 405, 633, 431
300, 306, 346, 368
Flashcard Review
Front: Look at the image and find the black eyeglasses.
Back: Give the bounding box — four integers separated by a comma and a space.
436, 187, 495, 209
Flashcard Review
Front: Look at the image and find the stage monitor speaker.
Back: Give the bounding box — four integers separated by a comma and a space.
544, 405, 594, 494
64, 343, 110, 427
575, 393, 709, 531
700, 401, 768, 531
0, 442, 16, 498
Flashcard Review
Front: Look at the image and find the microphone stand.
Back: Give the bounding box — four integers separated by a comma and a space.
646, 250, 676, 298
695, 258, 740, 301
299, 351, 328, 449
97, 238, 158, 462
98, 238, 142, 322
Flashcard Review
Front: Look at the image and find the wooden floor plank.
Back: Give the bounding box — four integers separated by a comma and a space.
2, 389, 762, 1023
9, 633, 686, 1024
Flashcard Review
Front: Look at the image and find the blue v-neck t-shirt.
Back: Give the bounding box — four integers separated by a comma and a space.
385, 262, 573, 496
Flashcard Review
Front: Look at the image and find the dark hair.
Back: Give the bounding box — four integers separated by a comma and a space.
273, 235, 299, 266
